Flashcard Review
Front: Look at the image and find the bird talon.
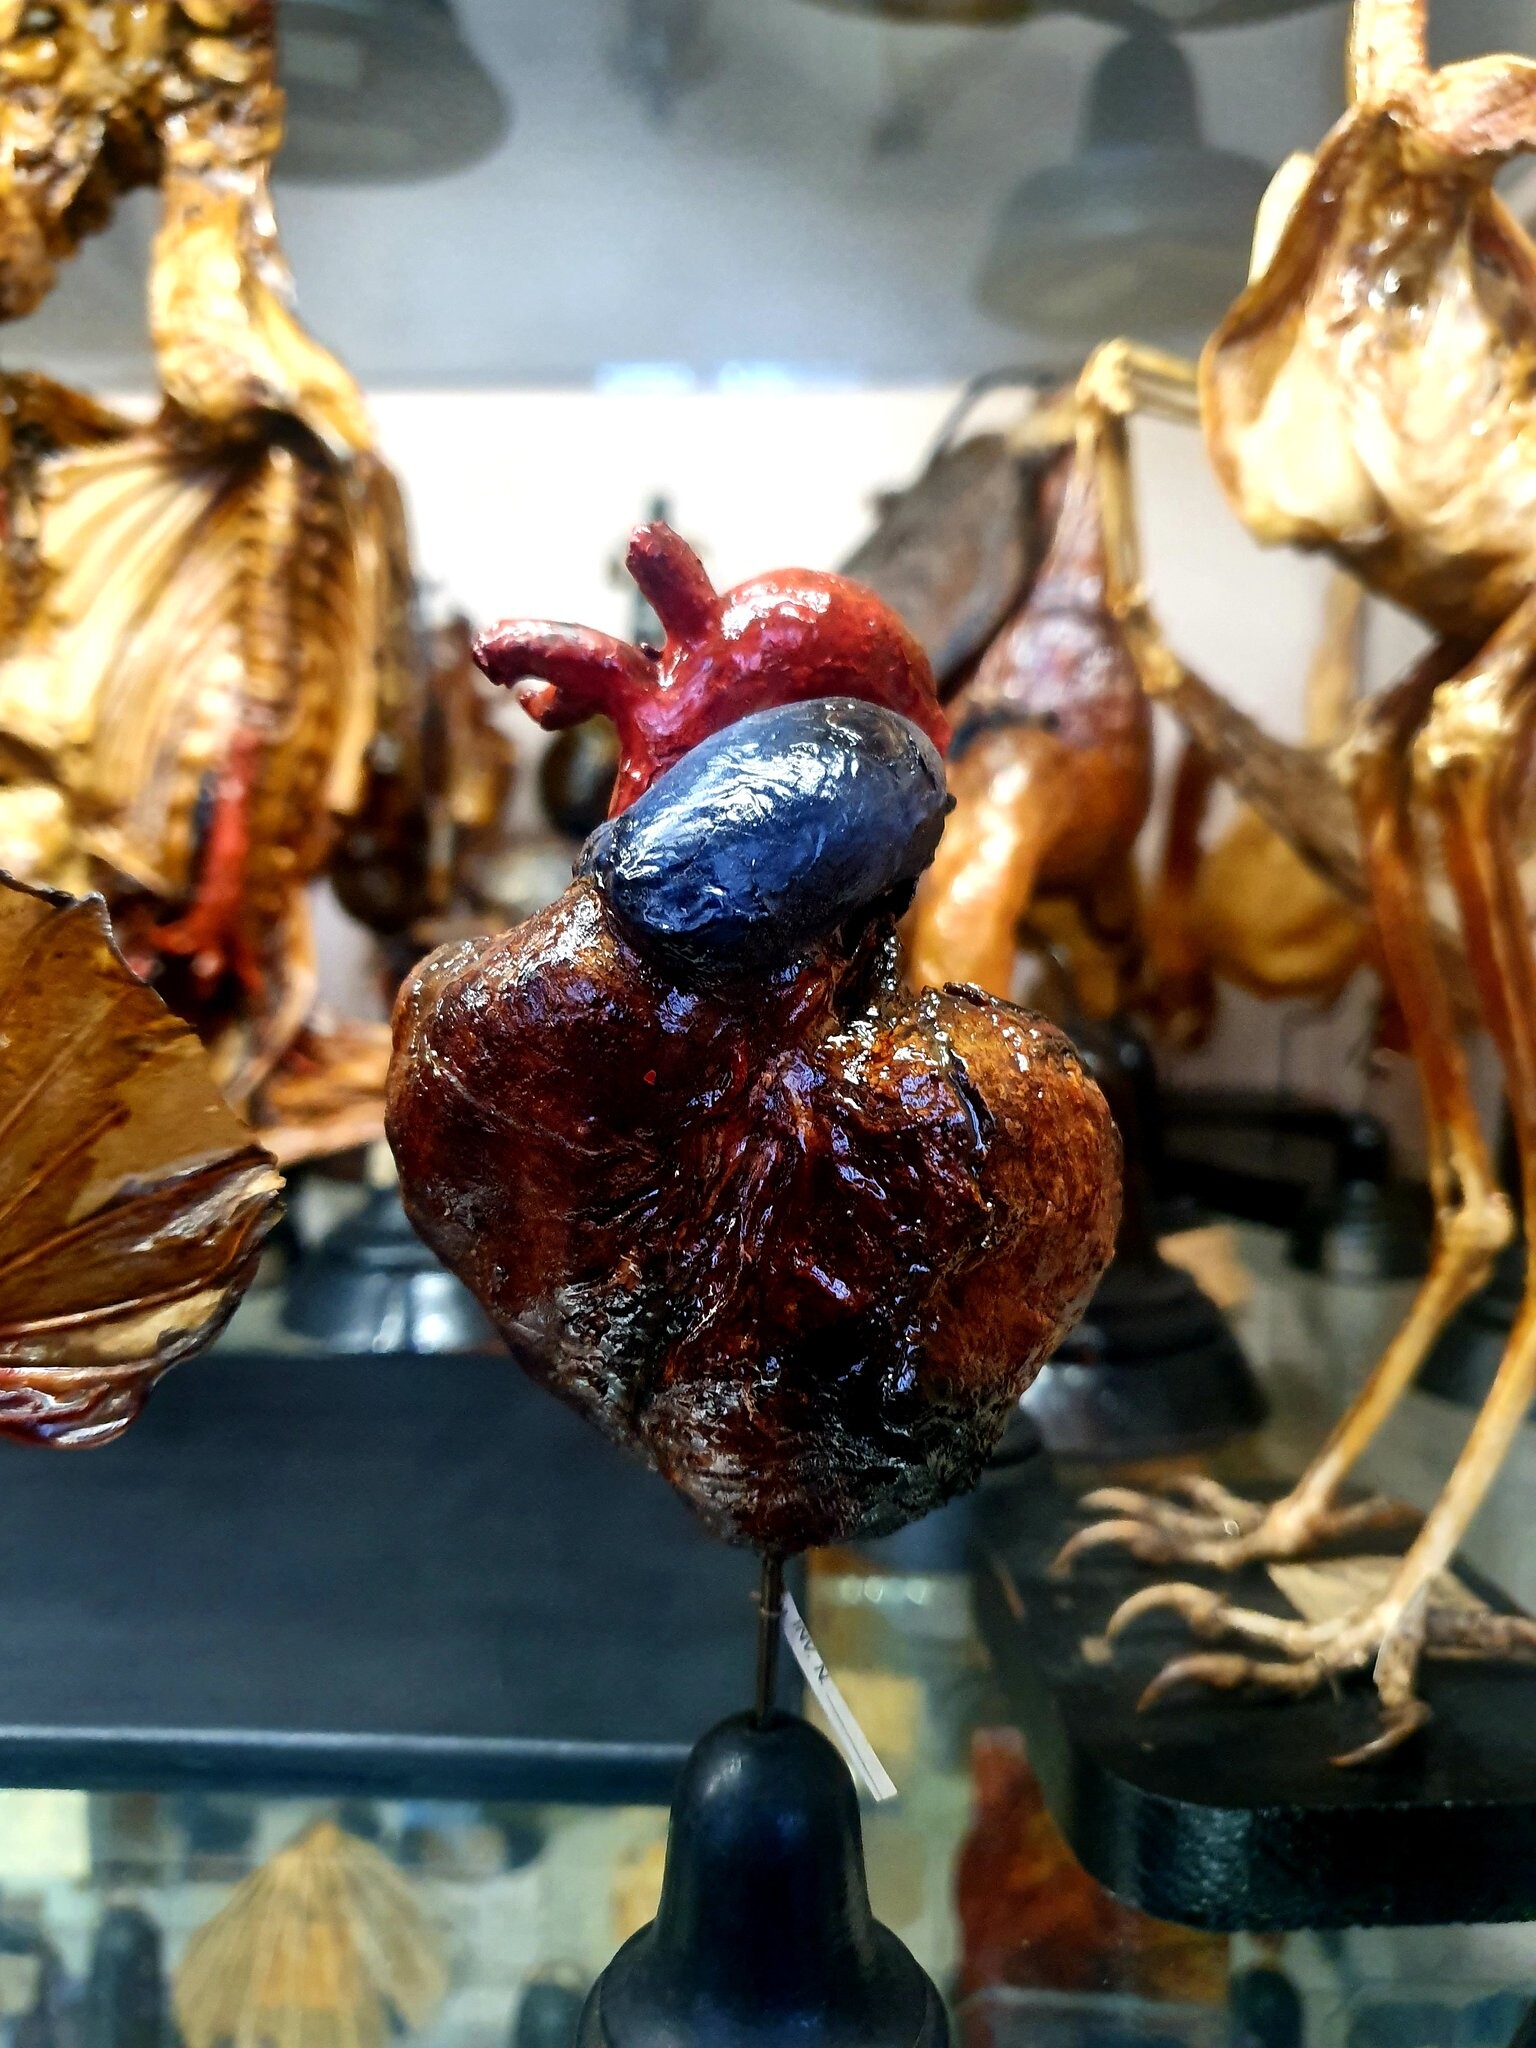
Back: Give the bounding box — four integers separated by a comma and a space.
1059, 1475, 1422, 1575
1121, 1591, 1454, 1765
1139, 1646, 1331, 1713
1136, 1651, 1257, 1710
1163, 1473, 1265, 1530
1049, 1518, 1173, 1578
1105, 1581, 1224, 1642
1079, 1486, 1160, 1515
1331, 1698, 1432, 1769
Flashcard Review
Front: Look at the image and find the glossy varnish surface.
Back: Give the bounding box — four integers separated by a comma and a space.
388, 885, 1117, 1551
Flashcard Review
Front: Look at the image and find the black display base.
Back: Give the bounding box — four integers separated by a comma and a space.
283, 1184, 496, 1353
579, 1711, 947, 2048
1020, 1251, 1266, 1459
970, 1464, 1536, 1931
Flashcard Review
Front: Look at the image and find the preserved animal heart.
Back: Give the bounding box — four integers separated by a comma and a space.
388, 529, 1120, 1552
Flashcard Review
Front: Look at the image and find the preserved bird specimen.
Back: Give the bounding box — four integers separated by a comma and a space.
1146, 573, 1369, 1049
0, 870, 280, 1448
388, 524, 1120, 1553
905, 436, 1152, 1016
0, 1, 497, 1159
174, 1821, 445, 2048
846, 386, 1353, 1031
841, 421, 1048, 694
330, 610, 516, 952
1054, 0, 1536, 1758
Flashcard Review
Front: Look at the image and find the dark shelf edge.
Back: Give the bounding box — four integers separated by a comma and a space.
0, 1725, 690, 1806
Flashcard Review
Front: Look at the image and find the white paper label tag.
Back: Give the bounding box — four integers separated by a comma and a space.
780, 1589, 899, 1803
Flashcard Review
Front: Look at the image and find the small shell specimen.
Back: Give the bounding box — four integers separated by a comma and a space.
0, 871, 281, 1446
174, 1822, 447, 2048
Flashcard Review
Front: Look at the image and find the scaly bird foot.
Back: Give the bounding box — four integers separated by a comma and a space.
1103, 1578, 1536, 1766
1051, 1472, 1420, 1574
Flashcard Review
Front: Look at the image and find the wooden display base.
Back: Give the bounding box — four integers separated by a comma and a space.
971, 1464, 1536, 1932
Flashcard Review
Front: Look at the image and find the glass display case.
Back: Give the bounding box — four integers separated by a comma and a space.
0, 1222, 1531, 2048
9, 4, 1536, 2045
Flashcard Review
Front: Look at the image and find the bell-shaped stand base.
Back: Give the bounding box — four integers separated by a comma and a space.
578, 1710, 947, 2047
1020, 1244, 1265, 1458
1019, 1013, 1265, 1459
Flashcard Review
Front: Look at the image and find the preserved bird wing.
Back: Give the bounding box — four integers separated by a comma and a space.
0, 0, 430, 1161
0, 415, 378, 904
253, 1016, 393, 1169
841, 435, 1039, 689
1146, 573, 1369, 1042
0, 412, 413, 1112
1152, 658, 1367, 910
0, 374, 136, 651
0, 872, 281, 1447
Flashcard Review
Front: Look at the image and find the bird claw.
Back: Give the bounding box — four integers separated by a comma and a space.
1049, 1517, 1187, 1576
1054, 1475, 1419, 1575
1107, 1581, 1337, 1655
1113, 1587, 1536, 1765
1105, 1580, 1229, 1642
1136, 1649, 1327, 1713
1330, 1698, 1432, 1768
1130, 1613, 1387, 1757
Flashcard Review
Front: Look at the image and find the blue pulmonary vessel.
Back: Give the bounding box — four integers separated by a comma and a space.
578, 696, 952, 984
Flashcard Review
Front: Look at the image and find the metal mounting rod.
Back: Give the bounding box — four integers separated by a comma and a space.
753, 1553, 785, 1722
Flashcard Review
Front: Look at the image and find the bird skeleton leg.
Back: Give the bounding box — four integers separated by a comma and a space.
1098, 593, 1536, 1759
1054, 360, 1509, 1579
1068, 343, 1368, 906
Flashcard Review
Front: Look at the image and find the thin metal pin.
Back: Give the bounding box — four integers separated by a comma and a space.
754, 1553, 785, 1722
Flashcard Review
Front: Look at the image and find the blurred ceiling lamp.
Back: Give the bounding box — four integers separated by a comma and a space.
276, 0, 509, 182
801, 0, 1329, 24
974, 23, 1274, 345
610, 0, 716, 122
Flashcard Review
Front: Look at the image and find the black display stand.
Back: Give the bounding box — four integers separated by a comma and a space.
283, 1184, 496, 1353
0, 1343, 798, 1803
579, 1711, 947, 2048
1288, 1113, 1429, 1283
970, 1463, 1536, 1931
1023, 1018, 1265, 1459
1023, 1249, 1265, 1458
